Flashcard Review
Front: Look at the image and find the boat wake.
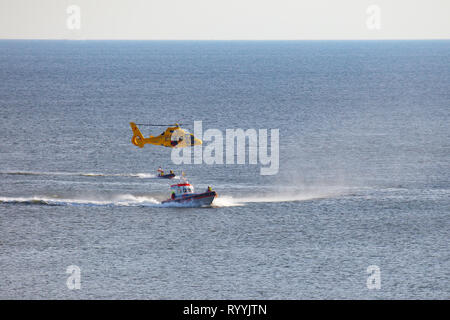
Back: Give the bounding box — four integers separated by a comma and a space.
0, 194, 160, 207
0, 171, 156, 179
0, 187, 344, 209
213, 192, 340, 207
0, 194, 216, 208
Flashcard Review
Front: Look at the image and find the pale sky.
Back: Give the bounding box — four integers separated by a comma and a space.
0, 0, 449, 40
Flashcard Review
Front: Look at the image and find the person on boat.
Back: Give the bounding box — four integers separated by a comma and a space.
207, 186, 212, 192
171, 192, 176, 200
170, 170, 174, 175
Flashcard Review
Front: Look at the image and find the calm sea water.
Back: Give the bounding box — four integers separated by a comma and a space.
0, 40, 448, 299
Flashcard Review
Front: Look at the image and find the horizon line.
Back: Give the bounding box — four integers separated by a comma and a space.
1, 38, 450, 41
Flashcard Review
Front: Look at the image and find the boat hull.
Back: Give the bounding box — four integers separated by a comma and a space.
157, 173, 175, 179
161, 191, 217, 207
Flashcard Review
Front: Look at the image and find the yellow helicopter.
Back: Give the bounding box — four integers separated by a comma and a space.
130, 122, 202, 148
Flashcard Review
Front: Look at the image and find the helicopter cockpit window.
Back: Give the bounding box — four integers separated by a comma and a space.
171, 129, 184, 142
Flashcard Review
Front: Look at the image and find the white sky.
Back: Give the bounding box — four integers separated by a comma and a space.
0, 0, 449, 40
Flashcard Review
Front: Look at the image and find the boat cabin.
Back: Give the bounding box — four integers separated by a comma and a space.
170, 183, 194, 195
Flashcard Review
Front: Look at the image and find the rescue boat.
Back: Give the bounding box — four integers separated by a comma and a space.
157, 173, 175, 179
156, 167, 175, 179
161, 182, 217, 207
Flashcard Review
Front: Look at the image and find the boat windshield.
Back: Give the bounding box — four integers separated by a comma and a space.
182, 186, 193, 193
172, 185, 194, 194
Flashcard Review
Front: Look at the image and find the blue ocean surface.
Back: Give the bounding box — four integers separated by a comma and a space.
0, 40, 449, 299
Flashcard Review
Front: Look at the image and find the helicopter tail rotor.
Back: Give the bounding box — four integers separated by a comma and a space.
130, 122, 145, 148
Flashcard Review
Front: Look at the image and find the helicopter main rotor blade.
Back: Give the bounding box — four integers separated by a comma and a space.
134, 123, 183, 126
